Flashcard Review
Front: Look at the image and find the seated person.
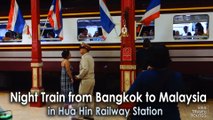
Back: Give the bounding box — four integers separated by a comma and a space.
183, 26, 192, 39
47, 31, 55, 38
142, 31, 148, 37
93, 31, 99, 37
194, 23, 204, 36
183, 26, 191, 36
149, 29, 154, 36
174, 31, 181, 40
78, 28, 91, 41
92, 31, 104, 41
193, 23, 207, 39
3, 31, 12, 40
16, 33, 22, 40
11, 31, 17, 39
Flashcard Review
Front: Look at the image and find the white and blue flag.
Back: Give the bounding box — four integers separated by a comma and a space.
99, 0, 115, 34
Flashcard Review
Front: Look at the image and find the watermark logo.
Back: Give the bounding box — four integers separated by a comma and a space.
191, 105, 209, 119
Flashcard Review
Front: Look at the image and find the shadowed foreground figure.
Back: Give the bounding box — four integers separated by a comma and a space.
136, 38, 152, 73
128, 45, 183, 120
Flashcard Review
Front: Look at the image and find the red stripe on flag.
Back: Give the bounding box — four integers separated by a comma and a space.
55, 0, 61, 29
48, 10, 54, 28
7, 0, 15, 30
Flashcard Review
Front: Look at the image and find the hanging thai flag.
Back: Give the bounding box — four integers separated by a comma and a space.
48, 0, 63, 40
7, 0, 29, 34
99, 0, 115, 34
141, 0, 161, 26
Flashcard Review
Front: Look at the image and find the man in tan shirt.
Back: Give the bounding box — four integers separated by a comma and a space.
75, 42, 95, 120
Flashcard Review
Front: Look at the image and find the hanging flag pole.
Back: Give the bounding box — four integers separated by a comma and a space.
40, 17, 48, 38
137, 24, 144, 38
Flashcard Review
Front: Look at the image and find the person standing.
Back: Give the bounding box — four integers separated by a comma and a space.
61, 49, 74, 108
75, 42, 95, 120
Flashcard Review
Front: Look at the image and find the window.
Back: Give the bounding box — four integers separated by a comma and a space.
77, 19, 105, 41
40, 21, 61, 41
0, 22, 22, 42
135, 16, 154, 40
173, 14, 209, 40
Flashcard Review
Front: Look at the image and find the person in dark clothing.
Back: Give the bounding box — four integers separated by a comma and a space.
3, 31, 12, 40
47, 31, 55, 38
128, 45, 183, 120
136, 38, 152, 73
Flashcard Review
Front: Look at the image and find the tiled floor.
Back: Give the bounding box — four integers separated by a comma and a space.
1, 92, 213, 120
